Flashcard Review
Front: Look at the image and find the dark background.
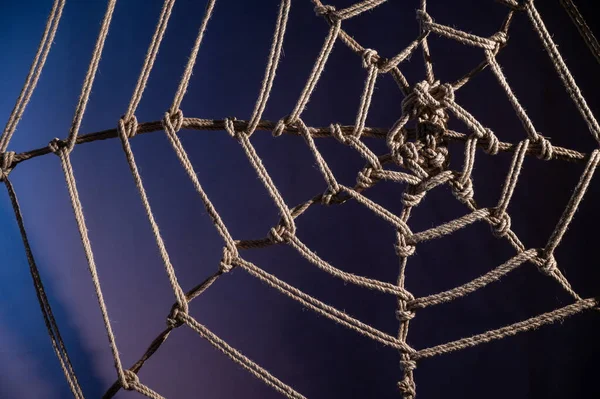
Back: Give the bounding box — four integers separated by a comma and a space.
0, 0, 599, 398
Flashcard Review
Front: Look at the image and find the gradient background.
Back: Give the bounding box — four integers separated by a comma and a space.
1, 0, 599, 398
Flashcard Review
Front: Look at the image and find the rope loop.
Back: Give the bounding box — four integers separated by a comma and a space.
224, 116, 239, 138
219, 246, 237, 274
48, 138, 66, 155
481, 128, 500, 155
356, 167, 377, 190
539, 254, 558, 276
535, 136, 554, 160
272, 116, 290, 137
396, 309, 416, 322
490, 31, 508, 50
450, 177, 474, 204
163, 109, 184, 133
330, 123, 348, 144
395, 235, 416, 258
269, 224, 290, 244
119, 115, 139, 139
489, 210, 512, 238
122, 370, 140, 391
361, 48, 379, 69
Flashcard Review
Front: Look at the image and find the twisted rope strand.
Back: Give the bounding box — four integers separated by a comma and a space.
0, 0, 65, 153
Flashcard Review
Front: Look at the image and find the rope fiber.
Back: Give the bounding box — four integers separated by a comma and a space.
0, 0, 598, 398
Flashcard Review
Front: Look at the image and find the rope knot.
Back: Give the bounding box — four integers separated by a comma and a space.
490, 31, 508, 49
396, 309, 416, 322
535, 136, 553, 160
119, 115, 139, 139
421, 146, 448, 172
330, 123, 348, 144
402, 191, 425, 207
400, 358, 417, 372
416, 9, 433, 27
361, 48, 379, 69
399, 142, 419, 161
489, 210, 511, 238
48, 138, 66, 155
398, 376, 417, 399
321, 183, 343, 205
224, 117, 238, 138
166, 303, 185, 329
219, 246, 237, 274
121, 369, 140, 391
395, 239, 416, 258
539, 254, 557, 276
406, 81, 437, 114
436, 83, 455, 105
356, 167, 377, 190
314, 5, 340, 23
122, 370, 140, 391
0, 151, 15, 181
269, 224, 289, 243
480, 128, 500, 155
402, 81, 453, 132
273, 117, 290, 137
450, 178, 474, 204
163, 109, 184, 132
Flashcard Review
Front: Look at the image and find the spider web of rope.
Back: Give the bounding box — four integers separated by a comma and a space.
0, 0, 599, 398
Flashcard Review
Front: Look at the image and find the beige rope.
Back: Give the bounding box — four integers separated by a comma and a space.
3, 177, 84, 399
414, 298, 598, 360
65, 0, 117, 151
560, 0, 600, 65
2, 1, 598, 398
0, 0, 65, 153
50, 142, 127, 387
525, 0, 600, 144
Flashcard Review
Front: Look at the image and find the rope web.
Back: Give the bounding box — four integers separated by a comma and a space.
1, 0, 599, 397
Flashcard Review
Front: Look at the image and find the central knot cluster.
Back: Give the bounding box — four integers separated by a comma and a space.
402, 80, 454, 133
391, 81, 456, 177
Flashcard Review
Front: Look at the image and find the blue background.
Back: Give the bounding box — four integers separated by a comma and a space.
1, 0, 599, 398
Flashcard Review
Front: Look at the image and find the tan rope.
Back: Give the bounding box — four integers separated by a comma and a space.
117, 119, 189, 316
3, 178, 84, 399
124, 0, 176, 121
0, 0, 65, 153
50, 142, 127, 387
179, 312, 306, 399
169, 0, 217, 114
414, 298, 598, 360
65, 0, 117, 151
525, 0, 600, 144
560, 0, 600, 65
3, 1, 599, 398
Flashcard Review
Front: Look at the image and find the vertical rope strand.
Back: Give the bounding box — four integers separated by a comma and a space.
52, 146, 127, 387
169, 0, 218, 114
0, 0, 65, 153
65, 0, 118, 151
124, 0, 177, 121
4, 178, 84, 399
